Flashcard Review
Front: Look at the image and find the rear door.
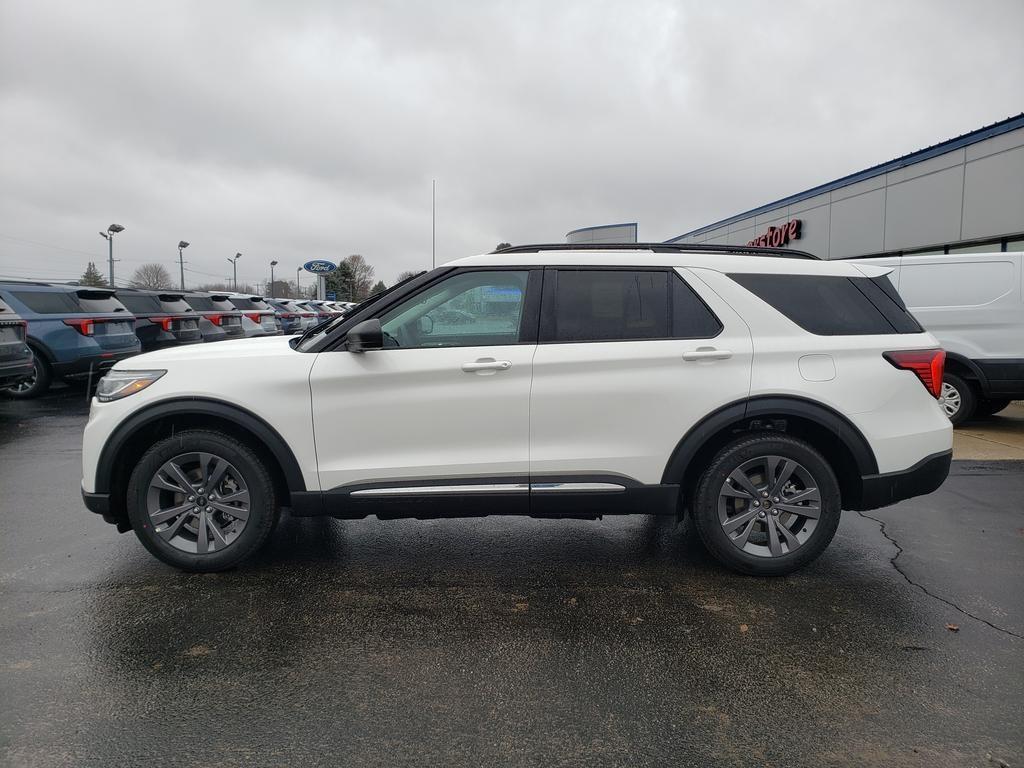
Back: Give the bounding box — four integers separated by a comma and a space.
529, 267, 753, 488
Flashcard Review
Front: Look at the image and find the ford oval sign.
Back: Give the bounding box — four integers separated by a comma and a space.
303, 260, 338, 274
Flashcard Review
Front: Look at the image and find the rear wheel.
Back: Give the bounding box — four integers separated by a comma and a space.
1, 353, 51, 399
692, 433, 841, 576
938, 373, 976, 426
975, 398, 1012, 418
126, 429, 278, 571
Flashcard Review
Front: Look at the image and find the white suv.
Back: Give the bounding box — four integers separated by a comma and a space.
81, 244, 953, 576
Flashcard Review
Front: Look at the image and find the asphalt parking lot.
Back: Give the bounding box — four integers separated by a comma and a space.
1, 389, 1022, 768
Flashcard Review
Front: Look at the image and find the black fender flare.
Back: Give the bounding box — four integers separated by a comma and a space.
660, 395, 879, 485
943, 352, 989, 390
94, 397, 307, 494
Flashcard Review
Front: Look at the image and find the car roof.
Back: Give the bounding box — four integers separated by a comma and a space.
445, 244, 877, 277
0, 279, 83, 291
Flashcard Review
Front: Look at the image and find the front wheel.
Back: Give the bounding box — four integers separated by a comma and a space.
126, 429, 278, 571
938, 373, 976, 426
692, 433, 842, 576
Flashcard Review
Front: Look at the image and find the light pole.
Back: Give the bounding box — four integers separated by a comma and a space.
177, 241, 189, 290
227, 253, 241, 290
295, 266, 301, 298
269, 260, 278, 297
98, 224, 124, 287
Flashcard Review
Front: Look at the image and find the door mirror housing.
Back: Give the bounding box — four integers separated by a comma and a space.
419, 315, 434, 335
346, 319, 383, 352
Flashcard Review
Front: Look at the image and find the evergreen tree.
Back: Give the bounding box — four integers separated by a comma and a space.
80, 261, 108, 287
369, 280, 387, 296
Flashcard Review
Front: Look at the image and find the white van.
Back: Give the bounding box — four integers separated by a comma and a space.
860, 251, 1024, 425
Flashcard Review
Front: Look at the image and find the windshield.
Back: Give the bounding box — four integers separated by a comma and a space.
293, 270, 427, 352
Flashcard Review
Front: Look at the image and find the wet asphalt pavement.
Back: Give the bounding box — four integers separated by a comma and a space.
1, 388, 1022, 768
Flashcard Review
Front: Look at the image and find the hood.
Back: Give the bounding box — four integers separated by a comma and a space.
113, 334, 294, 369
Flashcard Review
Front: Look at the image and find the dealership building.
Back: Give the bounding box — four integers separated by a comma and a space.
569, 114, 1024, 259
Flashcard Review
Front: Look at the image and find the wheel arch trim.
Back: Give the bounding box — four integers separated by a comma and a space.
660, 395, 879, 485
94, 397, 306, 494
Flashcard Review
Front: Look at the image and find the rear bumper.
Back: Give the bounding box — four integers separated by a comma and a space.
52, 347, 140, 379
849, 450, 952, 511
0, 356, 34, 386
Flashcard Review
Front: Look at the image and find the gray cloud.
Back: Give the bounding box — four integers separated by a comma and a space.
1, 0, 1022, 286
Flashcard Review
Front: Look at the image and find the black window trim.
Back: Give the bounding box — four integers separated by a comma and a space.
537, 266, 723, 345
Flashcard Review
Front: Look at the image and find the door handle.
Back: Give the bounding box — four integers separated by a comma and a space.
461, 359, 512, 373
682, 346, 733, 361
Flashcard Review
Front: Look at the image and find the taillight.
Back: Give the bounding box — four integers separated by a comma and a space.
281, 313, 297, 319
206, 314, 224, 326
884, 349, 945, 398
63, 318, 96, 336
245, 312, 262, 323
140, 316, 175, 331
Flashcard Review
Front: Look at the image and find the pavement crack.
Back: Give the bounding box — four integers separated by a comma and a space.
857, 511, 1023, 641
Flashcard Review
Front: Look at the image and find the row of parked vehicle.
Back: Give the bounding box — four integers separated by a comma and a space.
0, 280, 354, 399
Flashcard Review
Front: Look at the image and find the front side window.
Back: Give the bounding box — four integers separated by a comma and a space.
544, 269, 721, 343
378, 270, 529, 348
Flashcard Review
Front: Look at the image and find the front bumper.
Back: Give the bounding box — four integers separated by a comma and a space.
850, 450, 952, 511
81, 486, 130, 531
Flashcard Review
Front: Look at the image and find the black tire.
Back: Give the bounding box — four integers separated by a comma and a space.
1, 352, 51, 399
126, 429, 278, 572
975, 398, 1012, 418
940, 373, 977, 426
692, 433, 842, 576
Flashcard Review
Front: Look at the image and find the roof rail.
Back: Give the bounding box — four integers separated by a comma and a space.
490, 242, 820, 260
0, 278, 59, 286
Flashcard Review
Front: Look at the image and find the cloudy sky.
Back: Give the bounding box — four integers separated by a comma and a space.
1, 0, 1022, 289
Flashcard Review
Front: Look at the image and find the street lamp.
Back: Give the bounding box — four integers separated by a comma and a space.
98, 224, 124, 287
177, 241, 189, 290
269, 260, 278, 297
295, 266, 301, 299
227, 252, 241, 290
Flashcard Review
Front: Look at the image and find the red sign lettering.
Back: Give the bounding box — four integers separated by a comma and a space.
747, 218, 802, 248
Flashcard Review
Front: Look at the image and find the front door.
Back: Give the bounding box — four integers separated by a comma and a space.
308, 268, 539, 506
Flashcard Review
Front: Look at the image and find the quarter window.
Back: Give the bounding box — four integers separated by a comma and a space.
378, 270, 530, 348
545, 269, 721, 343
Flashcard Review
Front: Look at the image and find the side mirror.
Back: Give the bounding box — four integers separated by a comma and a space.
419, 315, 434, 335
346, 319, 383, 352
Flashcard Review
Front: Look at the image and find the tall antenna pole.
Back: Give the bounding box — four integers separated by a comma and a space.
432, 178, 436, 269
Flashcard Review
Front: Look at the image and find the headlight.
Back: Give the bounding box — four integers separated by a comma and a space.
95, 369, 166, 402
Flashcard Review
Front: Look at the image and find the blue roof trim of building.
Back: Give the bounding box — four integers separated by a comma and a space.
567, 222, 638, 237
666, 113, 1024, 243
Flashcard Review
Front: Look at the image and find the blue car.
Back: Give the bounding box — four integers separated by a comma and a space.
0, 281, 141, 399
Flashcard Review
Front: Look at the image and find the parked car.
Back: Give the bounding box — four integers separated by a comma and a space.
287, 300, 318, 330
82, 243, 952, 575
0, 297, 34, 389
114, 288, 203, 352
183, 292, 245, 342
0, 281, 140, 398
265, 299, 306, 335
861, 251, 1024, 425
226, 294, 280, 337
295, 300, 332, 324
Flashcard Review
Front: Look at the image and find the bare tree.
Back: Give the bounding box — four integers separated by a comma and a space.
131, 263, 173, 290
343, 254, 375, 300
396, 270, 418, 282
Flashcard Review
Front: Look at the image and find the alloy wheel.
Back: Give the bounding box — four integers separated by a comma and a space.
146, 452, 251, 554
718, 455, 821, 558
6, 362, 38, 394
938, 382, 961, 419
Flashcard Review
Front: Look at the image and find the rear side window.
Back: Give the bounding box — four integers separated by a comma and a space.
544, 269, 721, 343
229, 297, 269, 310
10, 290, 82, 314
76, 290, 128, 313
118, 294, 163, 313
729, 274, 923, 335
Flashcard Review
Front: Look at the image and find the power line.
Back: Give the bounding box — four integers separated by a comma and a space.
0, 232, 104, 258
